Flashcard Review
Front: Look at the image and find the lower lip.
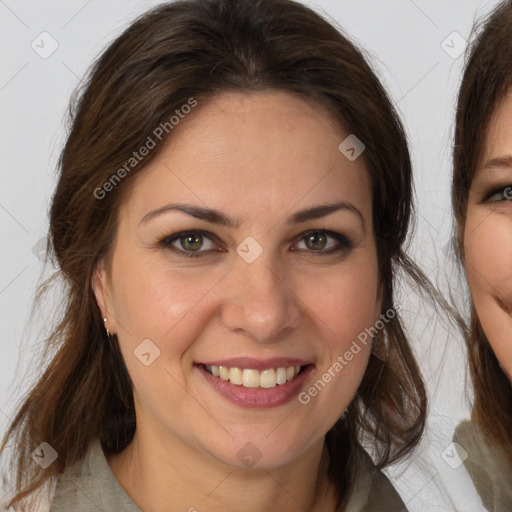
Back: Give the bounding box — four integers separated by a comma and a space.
197, 364, 314, 409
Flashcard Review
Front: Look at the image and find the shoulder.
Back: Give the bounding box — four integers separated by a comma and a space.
49, 438, 142, 512
343, 447, 407, 512
453, 420, 512, 511
453, 420, 501, 477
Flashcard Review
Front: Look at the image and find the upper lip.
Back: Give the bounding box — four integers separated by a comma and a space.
197, 357, 314, 371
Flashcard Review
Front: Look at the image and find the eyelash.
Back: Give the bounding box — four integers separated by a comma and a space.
484, 185, 512, 202
158, 229, 354, 259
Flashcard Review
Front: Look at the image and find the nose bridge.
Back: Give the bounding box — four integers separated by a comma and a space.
221, 249, 302, 342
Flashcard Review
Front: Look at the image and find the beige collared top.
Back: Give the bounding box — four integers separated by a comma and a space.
453, 421, 512, 512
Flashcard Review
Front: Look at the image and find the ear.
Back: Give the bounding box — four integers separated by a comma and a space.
92, 258, 116, 333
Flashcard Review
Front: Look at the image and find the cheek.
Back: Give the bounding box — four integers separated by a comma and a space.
287, 258, 380, 430
294, 254, 381, 381
109, 251, 227, 359
299, 255, 381, 336
465, 210, 512, 373
465, 212, 512, 308
107, 257, 229, 426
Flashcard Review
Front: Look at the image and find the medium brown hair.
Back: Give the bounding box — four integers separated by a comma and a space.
1, 0, 429, 508
452, 0, 512, 449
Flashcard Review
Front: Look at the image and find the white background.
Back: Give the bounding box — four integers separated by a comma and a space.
0, 0, 504, 510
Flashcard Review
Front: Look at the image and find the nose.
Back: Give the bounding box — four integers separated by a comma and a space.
220, 253, 302, 343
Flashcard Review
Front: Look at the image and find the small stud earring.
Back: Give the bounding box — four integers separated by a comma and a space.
103, 317, 113, 341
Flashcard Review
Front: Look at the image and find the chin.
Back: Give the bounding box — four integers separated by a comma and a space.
201, 431, 318, 471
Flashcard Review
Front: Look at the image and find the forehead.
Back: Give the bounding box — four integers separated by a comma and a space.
481, 91, 512, 162
122, 90, 372, 222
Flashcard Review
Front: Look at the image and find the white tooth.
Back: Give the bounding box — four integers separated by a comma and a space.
286, 366, 295, 381
219, 366, 230, 380
260, 368, 277, 388
230, 367, 243, 385
276, 367, 287, 385
205, 364, 213, 373
211, 365, 220, 377
242, 369, 260, 388
295, 365, 300, 374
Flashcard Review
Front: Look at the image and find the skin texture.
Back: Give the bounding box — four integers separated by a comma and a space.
465, 90, 512, 382
93, 90, 382, 511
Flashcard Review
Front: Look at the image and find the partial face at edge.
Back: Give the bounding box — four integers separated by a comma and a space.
93, 90, 382, 469
465, 90, 512, 380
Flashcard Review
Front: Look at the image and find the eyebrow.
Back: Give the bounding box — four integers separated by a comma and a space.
483, 155, 512, 171
140, 200, 365, 231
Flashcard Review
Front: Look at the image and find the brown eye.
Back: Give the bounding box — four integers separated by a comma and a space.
305, 232, 327, 250
293, 230, 353, 254
180, 233, 203, 251
159, 230, 219, 258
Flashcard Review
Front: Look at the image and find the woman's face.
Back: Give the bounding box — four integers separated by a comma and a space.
94, 91, 382, 469
465, 91, 512, 380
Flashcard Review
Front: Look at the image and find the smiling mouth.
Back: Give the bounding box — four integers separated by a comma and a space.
203, 364, 308, 388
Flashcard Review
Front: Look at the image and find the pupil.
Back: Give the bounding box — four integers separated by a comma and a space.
307, 232, 326, 250
183, 234, 202, 251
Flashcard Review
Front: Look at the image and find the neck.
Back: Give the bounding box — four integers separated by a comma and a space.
107, 428, 338, 512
